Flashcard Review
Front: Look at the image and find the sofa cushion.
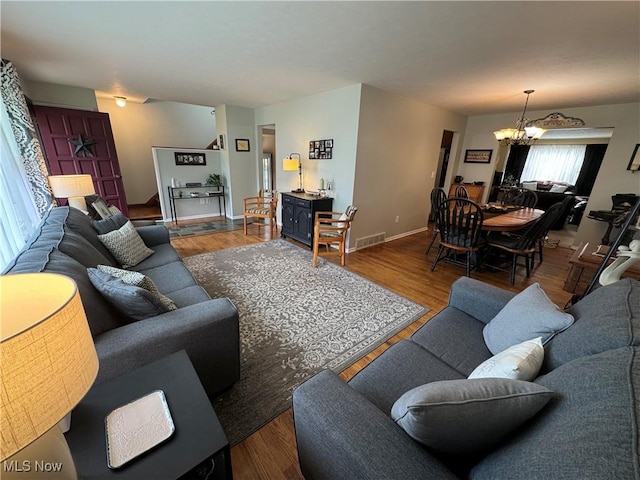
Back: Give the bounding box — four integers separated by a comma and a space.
135, 261, 199, 294
391, 378, 553, 454
167, 285, 211, 308
91, 212, 129, 235
63, 207, 118, 263
348, 340, 465, 414
132, 243, 182, 270
483, 283, 574, 354
98, 220, 154, 268
96, 265, 177, 311
410, 307, 492, 376
471, 347, 639, 480
88, 268, 173, 321
469, 337, 543, 381
543, 278, 640, 371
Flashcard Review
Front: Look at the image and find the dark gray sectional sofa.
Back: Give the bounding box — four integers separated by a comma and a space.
293, 276, 639, 479
3, 206, 239, 396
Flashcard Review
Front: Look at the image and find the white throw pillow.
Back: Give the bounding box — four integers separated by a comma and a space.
469, 337, 544, 381
549, 184, 569, 193
98, 220, 154, 268
483, 283, 574, 355
521, 181, 538, 191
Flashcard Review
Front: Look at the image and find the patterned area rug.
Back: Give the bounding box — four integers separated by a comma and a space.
167, 218, 244, 238
183, 240, 429, 445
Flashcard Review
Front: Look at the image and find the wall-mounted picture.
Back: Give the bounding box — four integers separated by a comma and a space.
309, 139, 333, 159
175, 152, 206, 166
627, 144, 640, 172
235, 138, 250, 152
218, 134, 226, 150
464, 149, 493, 164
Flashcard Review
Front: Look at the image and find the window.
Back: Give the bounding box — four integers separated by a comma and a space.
520, 144, 587, 184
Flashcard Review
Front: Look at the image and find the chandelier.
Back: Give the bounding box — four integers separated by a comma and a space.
493, 90, 546, 146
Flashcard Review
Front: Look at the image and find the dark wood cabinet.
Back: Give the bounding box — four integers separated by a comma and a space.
281, 192, 333, 247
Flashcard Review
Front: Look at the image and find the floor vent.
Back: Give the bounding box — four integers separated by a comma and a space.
355, 232, 386, 250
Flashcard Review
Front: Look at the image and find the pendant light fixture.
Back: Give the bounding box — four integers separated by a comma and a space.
494, 90, 546, 146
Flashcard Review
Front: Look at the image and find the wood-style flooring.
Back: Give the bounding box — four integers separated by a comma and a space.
170, 222, 575, 480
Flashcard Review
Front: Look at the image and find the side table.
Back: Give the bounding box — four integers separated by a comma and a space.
66, 350, 231, 479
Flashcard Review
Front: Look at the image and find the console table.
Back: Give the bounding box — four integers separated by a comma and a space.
66, 350, 232, 479
281, 192, 333, 247
168, 185, 225, 224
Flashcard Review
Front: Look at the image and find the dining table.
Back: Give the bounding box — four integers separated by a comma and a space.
481, 205, 544, 232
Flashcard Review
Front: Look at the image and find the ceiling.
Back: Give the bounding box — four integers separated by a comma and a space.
2, 1, 639, 116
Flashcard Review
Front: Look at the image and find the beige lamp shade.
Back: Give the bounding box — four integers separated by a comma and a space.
48, 174, 95, 211
0, 273, 98, 461
283, 157, 299, 171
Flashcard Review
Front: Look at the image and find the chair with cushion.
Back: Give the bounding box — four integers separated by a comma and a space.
431, 198, 484, 277
243, 189, 278, 238
312, 205, 358, 267
426, 188, 447, 255
485, 202, 564, 284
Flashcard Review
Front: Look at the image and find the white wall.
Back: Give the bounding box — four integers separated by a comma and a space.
25, 80, 98, 111
254, 84, 363, 225
96, 97, 216, 204
457, 102, 640, 247
353, 85, 468, 246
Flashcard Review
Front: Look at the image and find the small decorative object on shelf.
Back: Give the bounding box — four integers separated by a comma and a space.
206, 174, 222, 188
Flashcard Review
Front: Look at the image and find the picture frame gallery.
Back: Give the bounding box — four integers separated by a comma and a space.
309, 139, 333, 159
175, 152, 206, 166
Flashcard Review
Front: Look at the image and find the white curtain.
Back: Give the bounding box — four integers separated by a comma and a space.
0, 96, 42, 270
520, 144, 587, 184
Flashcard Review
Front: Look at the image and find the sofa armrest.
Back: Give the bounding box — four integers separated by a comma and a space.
93, 298, 239, 396
293, 370, 458, 480
448, 277, 515, 324
136, 225, 170, 247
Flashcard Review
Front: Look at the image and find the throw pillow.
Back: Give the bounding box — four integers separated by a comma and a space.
97, 220, 154, 268
521, 181, 538, 191
391, 378, 554, 454
468, 337, 544, 381
549, 184, 569, 193
96, 265, 176, 312
91, 212, 129, 235
87, 268, 173, 321
483, 283, 574, 355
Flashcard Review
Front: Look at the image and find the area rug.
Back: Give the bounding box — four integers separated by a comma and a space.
183, 240, 429, 445
167, 218, 244, 238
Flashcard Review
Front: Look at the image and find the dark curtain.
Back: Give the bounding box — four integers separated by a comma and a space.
503, 145, 530, 182
575, 144, 607, 196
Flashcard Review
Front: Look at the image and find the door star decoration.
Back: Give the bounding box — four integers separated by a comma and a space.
68, 133, 95, 157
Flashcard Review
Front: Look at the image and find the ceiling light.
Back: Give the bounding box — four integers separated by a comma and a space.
494, 90, 546, 146
114, 96, 127, 108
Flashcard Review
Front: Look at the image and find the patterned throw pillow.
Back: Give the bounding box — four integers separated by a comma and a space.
97, 265, 176, 311
98, 221, 154, 267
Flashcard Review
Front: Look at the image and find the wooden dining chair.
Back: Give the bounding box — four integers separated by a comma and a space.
426, 188, 447, 255
454, 185, 469, 206
431, 198, 484, 277
502, 187, 538, 208
243, 189, 278, 238
485, 202, 564, 284
312, 205, 357, 267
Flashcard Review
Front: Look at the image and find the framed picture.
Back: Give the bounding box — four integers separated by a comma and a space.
627, 144, 640, 172
235, 139, 250, 152
175, 152, 206, 166
218, 134, 225, 150
464, 149, 493, 164
309, 139, 333, 159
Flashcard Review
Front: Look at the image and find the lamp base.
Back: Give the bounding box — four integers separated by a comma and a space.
291, 189, 305, 193
2, 425, 77, 479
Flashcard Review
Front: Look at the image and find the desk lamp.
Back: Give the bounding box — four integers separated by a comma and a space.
48, 175, 95, 212
1, 273, 98, 479
283, 153, 304, 193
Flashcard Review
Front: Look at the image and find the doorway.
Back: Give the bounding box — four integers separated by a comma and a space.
430, 130, 454, 220
259, 125, 276, 192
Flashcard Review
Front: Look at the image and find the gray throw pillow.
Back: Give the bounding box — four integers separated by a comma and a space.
97, 220, 154, 268
87, 268, 173, 321
96, 265, 177, 312
91, 212, 129, 235
391, 378, 554, 454
483, 283, 574, 355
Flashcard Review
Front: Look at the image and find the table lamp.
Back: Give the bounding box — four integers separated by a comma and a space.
48, 175, 95, 212
1, 273, 99, 479
283, 153, 304, 193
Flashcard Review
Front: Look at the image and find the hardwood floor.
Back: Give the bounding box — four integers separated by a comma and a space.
170, 224, 575, 480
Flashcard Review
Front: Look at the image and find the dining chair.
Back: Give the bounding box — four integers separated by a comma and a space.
485, 202, 564, 284
431, 198, 484, 277
243, 189, 279, 238
312, 205, 358, 267
535, 195, 576, 265
425, 188, 447, 255
454, 185, 469, 206
502, 187, 538, 208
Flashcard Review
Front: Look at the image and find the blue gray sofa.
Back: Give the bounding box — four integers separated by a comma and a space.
3, 206, 239, 396
293, 277, 639, 479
